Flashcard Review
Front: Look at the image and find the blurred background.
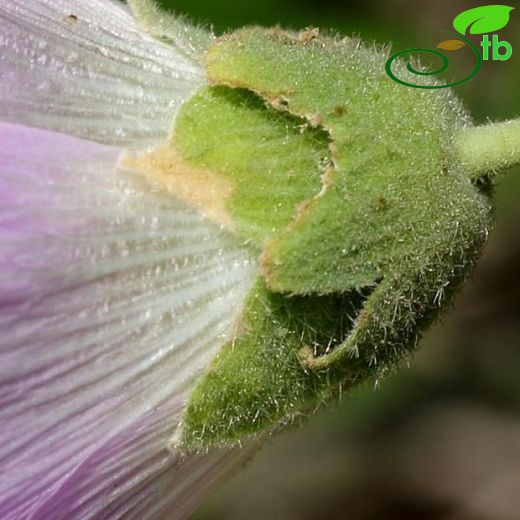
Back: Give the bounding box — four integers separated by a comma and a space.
158, 1, 520, 518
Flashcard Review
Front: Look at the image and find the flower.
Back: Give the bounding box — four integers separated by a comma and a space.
2, 0, 520, 517
0, 1, 257, 517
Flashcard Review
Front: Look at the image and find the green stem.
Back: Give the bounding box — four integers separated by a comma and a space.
454, 118, 520, 180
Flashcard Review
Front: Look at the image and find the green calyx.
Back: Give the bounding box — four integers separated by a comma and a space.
169, 27, 498, 451
174, 85, 330, 244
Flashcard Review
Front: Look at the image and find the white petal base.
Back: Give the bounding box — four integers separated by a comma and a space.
0, 0, 205, 147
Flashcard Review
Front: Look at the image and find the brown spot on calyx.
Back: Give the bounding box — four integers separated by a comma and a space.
374, 195, 390, 211
268, 93, 292, 111
298, 27, 320, 45
120, 143, 235, 229
333, 105, 347, 117
206, 26, 292, 56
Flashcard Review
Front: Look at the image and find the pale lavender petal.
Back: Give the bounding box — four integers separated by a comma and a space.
13, 397, 254, 520
0, 0, 205, 147
0, 122, 257, 518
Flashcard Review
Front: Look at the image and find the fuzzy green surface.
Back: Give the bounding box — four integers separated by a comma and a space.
177, 28, 493, 449
182, 205, 490, 449
455, 118, 520, 179
175, 86, 330, 244
205, 28, 477, 293
182, 279, 369, 449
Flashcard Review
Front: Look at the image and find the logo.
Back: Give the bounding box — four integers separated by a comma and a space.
386, 5, 514, 89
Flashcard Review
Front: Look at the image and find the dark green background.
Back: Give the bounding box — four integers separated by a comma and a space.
158, 1, 520, 518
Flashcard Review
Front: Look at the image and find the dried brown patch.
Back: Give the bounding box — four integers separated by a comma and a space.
374, 195, 390, 211
121, 143, 235, 229
308, 114, 322, 128
333, 105, 347, 116
298, 27, 320, 45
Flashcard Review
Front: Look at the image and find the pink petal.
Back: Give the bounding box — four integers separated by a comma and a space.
0, 122, 256, 518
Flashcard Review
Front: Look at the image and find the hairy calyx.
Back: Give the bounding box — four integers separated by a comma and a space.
129, 26, 510, 450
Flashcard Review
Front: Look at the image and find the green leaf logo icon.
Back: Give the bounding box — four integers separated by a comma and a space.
453, 5, 514, 35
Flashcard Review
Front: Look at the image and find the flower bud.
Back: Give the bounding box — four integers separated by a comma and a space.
166, 27, 492, 450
